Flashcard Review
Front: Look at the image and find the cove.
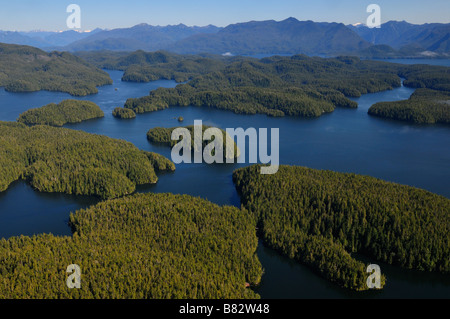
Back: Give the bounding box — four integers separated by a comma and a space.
0, 65, 449, 298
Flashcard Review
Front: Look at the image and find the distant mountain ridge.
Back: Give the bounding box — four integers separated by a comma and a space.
0, 31, 45, 48
349, 21, 450, 56
0, 29, 102, 48
166, 18, 370, 55
1, 18, 449, 57
62, 23, 221, 52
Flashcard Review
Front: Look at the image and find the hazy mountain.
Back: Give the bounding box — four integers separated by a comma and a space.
167, 18, 371, 55
1, 29, 103, 49
0, 31, 45, 47
349, 21, 450, 54
43, 29, 103, 47
18, 31, 56, 40
2, 19, 449, 57
64, 23, 221, 51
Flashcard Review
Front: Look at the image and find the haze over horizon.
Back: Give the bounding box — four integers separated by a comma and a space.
4, 19, 450, 34
0, 0, 449, 32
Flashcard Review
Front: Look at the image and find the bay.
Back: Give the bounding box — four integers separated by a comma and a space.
0, 63, 448, 298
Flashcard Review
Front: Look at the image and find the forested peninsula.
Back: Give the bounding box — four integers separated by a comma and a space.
0, 122, 174, 199
0, 193, 262, 298
0, 43, 112, 96
18, 100, 104, 126
233, 165, 450, 291
369, 88, 450, 124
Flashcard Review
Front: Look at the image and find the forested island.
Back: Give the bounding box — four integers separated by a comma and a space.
233, 165, 450, 291
0, 43, 112, 96
112, 107, 137, 119
0, 193, 262, 298
369, 88, 450, 124
18, 100, 104, 126
0, 122, 174, 199
147, 125, 240, 159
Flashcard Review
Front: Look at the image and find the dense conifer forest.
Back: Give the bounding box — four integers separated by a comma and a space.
76, 50, 230, 83
76, 50, 450, 122
142, 151, 176, 172
3, 45, 449, 122
0, 43, 112, 96
0, 122, 174, 199
18, 100, 104, 126
369, 88, 450, 124
112, 107, 137, 119
147, 125, 240, 159
1, 46, 449, 298
124, 55, 407, 117
233, 165, 450, 290
80, 51, 449, 121
0, 193, 262, 298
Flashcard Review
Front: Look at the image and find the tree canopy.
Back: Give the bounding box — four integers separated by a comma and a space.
112, 107, 136, 119
233, 165, 450, 290
0, 122, 174, 199
18, 100, 104, 126
0, 43, 112, 96
369, 88, 450, 124
0, 193, 262, 298
96, 52, 450, 122
147, 125, 240, 160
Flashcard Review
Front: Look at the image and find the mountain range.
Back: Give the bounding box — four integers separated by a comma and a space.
1, 18, 449, 57
63, 23, 220, 52
348, 21, 450, 56
166, 18, 370, 55
0, 29, 102, 48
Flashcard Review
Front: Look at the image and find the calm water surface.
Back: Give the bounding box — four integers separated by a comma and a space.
0, 65, 449, 298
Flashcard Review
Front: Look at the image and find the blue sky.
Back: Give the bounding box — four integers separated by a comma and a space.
1, 0, 449, 31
